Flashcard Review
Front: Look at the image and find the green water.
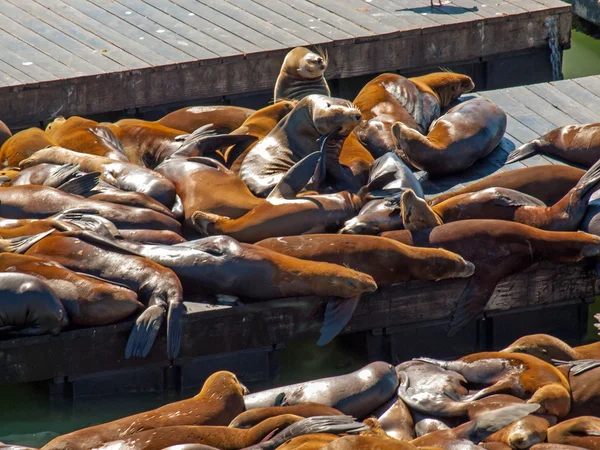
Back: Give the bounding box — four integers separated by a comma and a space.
2, 23, 600, 450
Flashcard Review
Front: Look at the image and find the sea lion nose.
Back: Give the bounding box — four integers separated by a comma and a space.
353, 113, 362, 121
316, 57, 323, 64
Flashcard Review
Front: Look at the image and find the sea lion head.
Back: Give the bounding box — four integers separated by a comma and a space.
284, 47, 327, 79
339, 197, 402, 235
45, 116, 67, 133
309, 95, 362, 137
400, 189, 444, 231
414, 72, 475, 108
196, 371, 250, 400
503, 334, 577, 363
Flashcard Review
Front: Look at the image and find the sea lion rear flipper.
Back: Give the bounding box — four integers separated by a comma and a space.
265, 415, 369, 446
463, 403, 540, 443
89, 127, 127, 156
317, 295, 361, 346
267, 151, 321, 201
43, 163, 81, 188
125, 304, 166, 359
3, 229, 55, 254
506, 140, 541, 164
57, 214, 122, 239
448, 277, 494, 337
57, 172, 101, 197
167, 300, 185, 360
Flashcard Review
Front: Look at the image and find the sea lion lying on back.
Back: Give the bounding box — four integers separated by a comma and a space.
274, 47, 330, 102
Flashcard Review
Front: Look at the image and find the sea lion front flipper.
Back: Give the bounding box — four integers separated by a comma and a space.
43, 163, 81, 188
57, 172, 101, 197
89, 127, 127, 156
304, 133, 330, 192
274, 392, 288, 407
506, 140, 542, 164
463, 403, 540, 443
448, 276, 494, 337
3, 229, 56, 254
125, 304, 166, 359
317, 295, 361, 346
167, 300, 185, 360
267, 151, 321, 201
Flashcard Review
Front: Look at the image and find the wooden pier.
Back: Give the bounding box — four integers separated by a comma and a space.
568, 0, 600, 26
2, 74, 600, 399
0, 0, 571, 127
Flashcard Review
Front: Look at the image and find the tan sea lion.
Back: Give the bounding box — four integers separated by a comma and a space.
42, 371, 248, 450
391, 98, 507, 175
409, 72, 476, 111
229, 403, 344, 428
503, 334, 600, 364
44, 116, 128, 161
372, 396, 415, 441
157, 105, 255, 134
506, 123, 600, 167
547, 417, 600, 449
277, 433, 340, 450
0, 128, 56, 167
381, 220, 600, 335
483, 415, 549, 449
0, 119, 11, 147
274, 47, 330, 102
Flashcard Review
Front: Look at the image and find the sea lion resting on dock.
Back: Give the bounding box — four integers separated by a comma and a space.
156, 105, 255, 134
0, 128, 57, 167
503, 334, 600, 364
370, 395, 415, 441
229, 403, 344, 429
274, 47, 330, 102
547, 416, 600, 449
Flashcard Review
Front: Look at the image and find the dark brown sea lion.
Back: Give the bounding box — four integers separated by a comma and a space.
229, 403, 344, 428
118, 229, 186, 245
244, 362, 399, 418
256, 234, 475, 286
547, 417, 600, 449
0, 119, 11, 147
156, 105, 255, 134
371, 396, 415, 441
19, 146, 176, 207
409, 72, 476, 112
392, 98, 506, 175
503, 334, 600, 364
0, 185, 181, 232
381, 220, 600, 335
274, 47, 330, 102
44, 116, 128, 161
25, 232, 184, 359
555, 362, 600, 418
416, 352, 571, 418
0, 253, 142, 326
0, 128, 56, 167
227, 101, 295, 171
42, 371, 248, 450
0, 272, 68, 336
506, 123, 600, 167
403, 158, 600, 231
239, 95, 362, 197
428, 165, 585, 207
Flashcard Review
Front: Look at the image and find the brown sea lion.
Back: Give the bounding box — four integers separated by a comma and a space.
428, 165, 585, 207
416, 352, 571, 418
25, 232, 184, 359
10, 163, 69, 186
392, 98, 506, 175
244, 362, 398, 418
503, 335, 600, 364
323, 435, 419, 450
0, 119, 11, 147
118, 229, 186, 245
371, 396, 415, 441
0, 185, 181, 232
277, 433, 340, 450
0, 128, 56, 167
42, 371, 248, 450
506, 123, 600, 167
256, 234, 475, 286
555, 362, 600, 418
19, 146, 176, 207
381, 220, 600, 335
532, 445, 588, 450
547, 417, 600, 449
239, 95, 362, 197
483, 415, 549, 449
157, 105, 255, 134
227, 101, 295, 171
0, 272, 68, 336
229, 403, 344, 428
0, 253, 142, 326
44, 116, 127, 161
274, 47, 330, 102
409, 72, 476, 111
338, 131, 375, 186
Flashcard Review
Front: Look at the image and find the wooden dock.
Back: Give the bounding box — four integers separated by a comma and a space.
569, 0, 600, 26
0, 0, 571, 127
2, 75, 600, 398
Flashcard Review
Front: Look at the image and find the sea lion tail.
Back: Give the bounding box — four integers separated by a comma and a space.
57, 172, 101, 197
3, 229, 55, 254
317, 295, 361, 346
43, 163, 81, 188
506, 140, 541, 164
125, 304, 166, 359
167, 300, 185, 359
463, 403, 540, 443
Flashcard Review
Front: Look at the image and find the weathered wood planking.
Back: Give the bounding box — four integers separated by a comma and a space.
0, 0, 571, 125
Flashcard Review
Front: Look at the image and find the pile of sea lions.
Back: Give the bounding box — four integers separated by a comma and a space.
1, 46, 600, 360
3, 333, 597, 450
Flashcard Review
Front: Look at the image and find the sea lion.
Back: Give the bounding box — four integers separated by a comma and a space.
42, 371, 248, 450
256, 234, 475, 286
506, 123, 600, 167
338, 131, 375, 187
580, 190, 600, 238
391, 98, 506, 175
555, 362, 600, 418
371, 396, 415, 441
274, 47, 330, 102
44, 116, 128, 161
428, 165, 585, 207
277, 433, 340, 450
381, 220, 600, 335
402, 158, 600, 231
229, 403, 344, 428
227, 101, 296, 171
10, 163, 70, 186
413, 415, 454, 438
503, 334, 600, 364
19, 146, 176, 207
239, 95, 362, 197
0, 185, 181, 232
0, 272, 68, 336
483, 415, 549, 449
156, 105, 255, 134
0, 128, 56, 167
416, 351, 571, 418
321, 435, 418, 450
0, 119, 11, 147
25, 232, 184, 359
118, 229, 187, 245
532, 445, 588, 450
547, 417, 600, 449
0, 253, 142, 326
409, 72, 476, 112
244, 361, 399, 418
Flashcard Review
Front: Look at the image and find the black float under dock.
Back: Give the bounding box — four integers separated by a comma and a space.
2, 74, 600, 399
0, 0, 571, 127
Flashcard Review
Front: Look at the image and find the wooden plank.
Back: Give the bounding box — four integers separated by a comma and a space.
506, 86, 574, 129
0, 68, 20, 87
448, 0, 501, 19
41, 0, 174, 66
551, 79, 600, 118
326, 0, 419, 31
503, 0, 548, 12
0, 47, 39, 84
471, 0, 526, 16
529, 0, 572, 8
573, 76, 600, 99
388, 0, 461, 26
370, 0, 442, 28
8, 0, 148, 70
527, 82, 600, 124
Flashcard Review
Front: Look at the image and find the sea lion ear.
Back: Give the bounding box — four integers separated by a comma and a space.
267, 151, 321, 201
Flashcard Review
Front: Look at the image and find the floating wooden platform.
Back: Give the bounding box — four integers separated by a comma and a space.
0, 0, 571, 127
2, 75, 600, 396
569, 0, 600, 26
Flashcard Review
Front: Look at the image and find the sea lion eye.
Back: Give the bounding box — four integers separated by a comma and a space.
326, 102, 331, 108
